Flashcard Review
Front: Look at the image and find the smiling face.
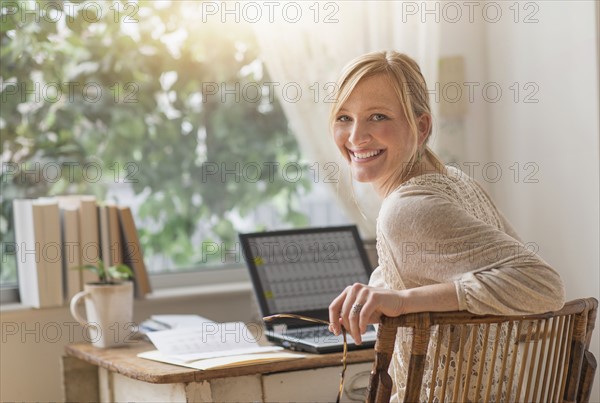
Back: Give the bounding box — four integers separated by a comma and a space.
333, 73, 427, 196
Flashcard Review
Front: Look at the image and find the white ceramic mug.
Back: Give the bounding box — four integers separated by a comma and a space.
70, 281, 135, 348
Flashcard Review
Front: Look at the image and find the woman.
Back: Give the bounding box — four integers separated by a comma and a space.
327, 51, 565, 401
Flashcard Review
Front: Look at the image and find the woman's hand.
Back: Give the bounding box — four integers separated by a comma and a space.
328, 282, 460, 344
327, 283, 407, 345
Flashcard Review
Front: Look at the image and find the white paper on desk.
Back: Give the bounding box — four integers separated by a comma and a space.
150, 315, 216, 329
150, 314, 216, 329
146, 321, 281, 361
138, 349, 305, 370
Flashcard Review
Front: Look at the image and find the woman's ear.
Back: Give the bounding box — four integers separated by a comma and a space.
416, 113, 431, 146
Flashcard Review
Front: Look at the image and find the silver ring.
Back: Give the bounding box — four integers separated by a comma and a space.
351, 303, 364, 316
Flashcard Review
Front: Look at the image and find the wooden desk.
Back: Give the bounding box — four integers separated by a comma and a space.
62, 341, 375, 402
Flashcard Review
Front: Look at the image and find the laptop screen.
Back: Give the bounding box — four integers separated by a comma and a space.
240, 225, 373, 325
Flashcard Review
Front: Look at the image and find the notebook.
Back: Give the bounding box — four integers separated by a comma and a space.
239, 225, 377, 353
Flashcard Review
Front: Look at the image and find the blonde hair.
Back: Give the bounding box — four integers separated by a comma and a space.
329, 50, 446, 187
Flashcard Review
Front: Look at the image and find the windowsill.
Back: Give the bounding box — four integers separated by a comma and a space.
0, 281, 254, 314
0, 266, 253, 313
144, 280, 252, 300
0, 302, 33, 313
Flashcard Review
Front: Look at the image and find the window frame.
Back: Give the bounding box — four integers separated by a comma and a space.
0, 286, 19, 305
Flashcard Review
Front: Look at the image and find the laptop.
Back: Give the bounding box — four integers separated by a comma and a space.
239, 225, 377, 354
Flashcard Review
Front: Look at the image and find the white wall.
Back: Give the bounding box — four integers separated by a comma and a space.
440, 2, 599, 399
485, 1, 599, 400
437, 12, 490, 166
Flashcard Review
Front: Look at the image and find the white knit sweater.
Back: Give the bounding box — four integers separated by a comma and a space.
368, 164, 565, 401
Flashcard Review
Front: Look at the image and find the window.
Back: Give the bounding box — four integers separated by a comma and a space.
0, 1, 350, 289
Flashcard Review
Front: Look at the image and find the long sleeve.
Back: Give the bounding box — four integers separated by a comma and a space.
368, 265, 386, 288
377, 177, 565, 316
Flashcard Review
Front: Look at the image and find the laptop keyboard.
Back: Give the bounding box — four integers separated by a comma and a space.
285, 325, 332, 339
271, 324, 377, 344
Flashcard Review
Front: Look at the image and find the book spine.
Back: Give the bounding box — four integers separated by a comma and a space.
12, 199, 40, 308
60, 207, 82, 301
98, 205, 112, 268
78, 198, 100, 284
118, 206, 152, 298
32, 201, 63, 307
107, 204, 123, 267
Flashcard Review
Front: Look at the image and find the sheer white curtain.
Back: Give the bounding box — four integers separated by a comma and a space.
253, 1, 440, 237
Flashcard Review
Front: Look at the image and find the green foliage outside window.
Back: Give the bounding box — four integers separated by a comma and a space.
0, 0, 310, 284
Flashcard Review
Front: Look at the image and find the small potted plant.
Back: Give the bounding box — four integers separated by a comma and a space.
79, 260, 134, 284
70, 261, 136, 348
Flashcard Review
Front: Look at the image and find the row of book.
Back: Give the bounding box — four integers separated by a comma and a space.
12, 195, 152, 308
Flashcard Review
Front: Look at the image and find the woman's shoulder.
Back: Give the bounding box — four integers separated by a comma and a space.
381, 164, 504, 231
382, 164, 463, 208
396, 164, 465, 193
378, 169, 459, 236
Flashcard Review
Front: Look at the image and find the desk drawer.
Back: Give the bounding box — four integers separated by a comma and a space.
263, 362, 372, 402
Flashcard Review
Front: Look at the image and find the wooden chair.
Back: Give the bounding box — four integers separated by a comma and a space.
366, 298, 598, 402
